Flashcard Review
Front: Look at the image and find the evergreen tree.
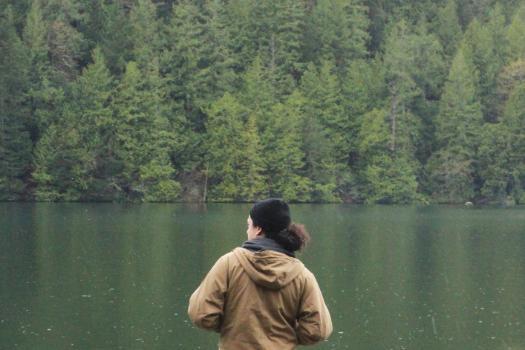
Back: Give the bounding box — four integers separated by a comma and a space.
306, 0, 369, 69
220, 0, 257, 74
462, 8, 507, 122
23, 0, 48, 80
129, 0, 162, 69
32, 115, 86, 201
341, 58, 386, 174
36, 0, 86, 83
33, 47, 113, 200
205, 92, 266, 201
23, 0, 67, 137
163, 0, 231, 119
300, 61, 344, 201
477, 123, 511, 203
238, 57, 277, 135
245, 0, 306, 92
501, 82, 525, 202
357, 109, 419, 203
112, 61, 179, 201
161, 0, 235, 197
434, 0, 462, 58
507, 3, 525, 61
382, 20, 422, 159
238, 114, 266, 201
428, 48, 483, 202
496, 59, 525, 119
263, 91, 311, 202
0, 7, 32, 200
99, 2, 134, 75
457, 0, 493, 28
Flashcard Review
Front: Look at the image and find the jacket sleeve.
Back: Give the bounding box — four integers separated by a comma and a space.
295, 271, 333, 345
187, 254, 229, 332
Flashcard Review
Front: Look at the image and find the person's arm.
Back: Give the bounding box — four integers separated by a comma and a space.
295, 271, 333, 345
188, 254, 229, 332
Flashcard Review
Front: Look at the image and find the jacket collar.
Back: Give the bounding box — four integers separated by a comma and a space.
241, 237, 295, 257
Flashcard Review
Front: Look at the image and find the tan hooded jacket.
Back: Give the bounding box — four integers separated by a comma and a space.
188, 247, 332, 350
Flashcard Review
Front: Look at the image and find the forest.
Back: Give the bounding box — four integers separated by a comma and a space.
1, 0, 524, 204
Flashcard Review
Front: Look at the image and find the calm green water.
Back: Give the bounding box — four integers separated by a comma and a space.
1, 203, 525, 349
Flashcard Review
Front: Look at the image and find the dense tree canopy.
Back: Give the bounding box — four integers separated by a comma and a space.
1, 0, 524, 204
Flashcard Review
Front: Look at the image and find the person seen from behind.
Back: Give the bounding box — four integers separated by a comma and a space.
188, 198, 333, 349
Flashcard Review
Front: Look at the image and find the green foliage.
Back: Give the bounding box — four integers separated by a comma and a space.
381, 20, 437, 185
300, 61, 343, 201
306, 0, 369, 69
427, 146, 476, 203
204, 92, 265, 202
238, 57, 276, 123
434, 0, 462, 57
357, 109, 419, 203
0, 7, 31, 200
33, 47, 114, 201
32, 120, 86, 201
501, 82, 525, 202
263, 91, 312, 202
507, 3, 525, 61
205, 93, 247, 201
99, 2, 133, 75
129, 0, 163, 68
140, 156, 181, 202
477, 123, 511, 203
112, 61, 179, 202
161, 0, 235, 181
428, 48, 483, 202
2, 0, 525, 203
462, 7, 508, 122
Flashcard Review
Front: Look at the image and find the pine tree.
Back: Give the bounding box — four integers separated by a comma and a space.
23, 0, 66, 136
507, 3, 525, 61
501, 82, 525, 202
33, 47, 114, 200
32, 116, 86, 201
220, 0, 257, 74
204, 95, 266, 202
238, 114, 266, 201
357, 109, 419, 203
300, 61, 343, 201
35, 0, 86, 83
112, 61, 179, 201
457, 0, 492, 28
244, 0, 306, 92
462, 9, 507, 122
163, 1, 231, 118
428, 48, 483, 202
382, 20, 421, 158
238, 56, 277, 135
306, 0, 369, 69
272, 0, 306, 83
341, 58, 386, 179
0, 7, 32, 200
434, 0, 462, 58
23, 0, 48, 80
99, 2, 133, 75
263, 91, 311, 202
161, 0, 235, 198
204, 93, 246, 201
477, 123, 511, 203
129, 0, 162, 69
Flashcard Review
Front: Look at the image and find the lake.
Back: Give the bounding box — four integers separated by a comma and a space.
1, 203, 525, 349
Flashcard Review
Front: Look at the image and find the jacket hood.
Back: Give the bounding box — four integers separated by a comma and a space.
233, 247, 304, 290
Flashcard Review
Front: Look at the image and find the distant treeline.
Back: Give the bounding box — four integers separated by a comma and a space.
1, 0, 524, 203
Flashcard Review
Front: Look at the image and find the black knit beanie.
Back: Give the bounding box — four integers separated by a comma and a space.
249, 198, 291, 234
